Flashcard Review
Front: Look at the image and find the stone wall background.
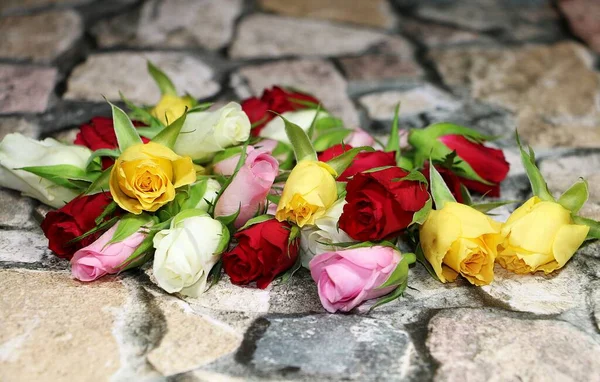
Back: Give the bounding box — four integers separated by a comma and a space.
1, 0, 600, 381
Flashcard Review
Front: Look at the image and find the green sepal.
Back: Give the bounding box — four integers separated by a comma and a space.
279, 253, 302, 284
397, 156, 414, 171
120, 91, 164, 131
415, 242, 439, 281
172, 208, 208, 226
429, 161, 456, 209
107, 213, 154, 245
369, 252, 415, 311
393, 169, 428, 184
460, 184, 473, 205
238, 214, 273, 231
85, 149, 121, 170
385, 104, 400, 153
314, 115, 343, 132
118, 235, 156, 271
179, 179, 209, 211
18, 164, 98, 190
66, 215, 120, 245
281, 114, 317, 162
326, 146, 375, 177
215, 224, 231, 255
212, 146, 245, 165
209, 140, 249, 215
306, 104, 321, 140
516, 131, 554, 202
470, 200, 518, 213
411, 198, 432, 226
84, 166, 112, 195
147, 61, 177, 97
572, 215, 600, 241
267, 194, 281, 205
216, 208, 241, 228
187, 102, 213, 113
312, 128, 352, 152
95, 201, 118, 225
336, 182, 347, 199
151, 108, 187, 149
208, 260, 223, 288
558, 178, 589, 214
109, 101, 143, 151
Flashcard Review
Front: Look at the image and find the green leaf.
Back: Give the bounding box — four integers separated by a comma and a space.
180, 179, 209, 211
385, 104, 400, 152
394, 170, 428, 184
470, 200, 518, 213
216, 208, 241, 227
558, 179, 589, 214
95, 201, 118, 225
572, 215, 600, 241
314, 116, 344, 132
460, 184, 473, 205
238, 214, 273, 231
326, 146, 375, 176
212, 146, 245, 165
187, 102, 213, 113
429, 162, 456, 208
147, 61, 177, 96
84, 166, 112, 195
18, 164, 97, 190
415, 243, 439, 281
368, 281, 409, 311
397, 156, 414, 171
279, 254, 302, 284
151, 108, 187, 149
281, 115, 317, 162
379, 252, 415, 288
267, 194, 281, 205
67, 215, 120, 245
516, 131, 554, 202
108, 213, 153, 245
336, 182, 347, 199
118, 235, 156, 271
173, 209, 209, 226
306, 104, 322, 140
120, 91, 164, 129
312, 128, 352, 152
411, 198, 432, 226
85, 149, 121, 170
208, 260, 223, 288
110, 101, 143, 151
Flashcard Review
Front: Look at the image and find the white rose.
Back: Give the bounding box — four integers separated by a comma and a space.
0, 133, 91, 208
300, 199, 355, 268
152, 212, 228, 297
174, 102, 251, 162
194, 178, 221, 212
259, 109, 330, 144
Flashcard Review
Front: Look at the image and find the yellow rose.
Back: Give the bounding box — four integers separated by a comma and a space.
419, 202, 503, 286
276, 160, 337, 227
497, 196, 589, 274
110, 142, 196, 214
150, 94, 194, 126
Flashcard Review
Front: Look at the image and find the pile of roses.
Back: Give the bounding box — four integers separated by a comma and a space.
0, 62, 597, 313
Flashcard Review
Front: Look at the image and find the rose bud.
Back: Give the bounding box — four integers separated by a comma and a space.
497, 196, 589, 274
344, 128, 375, 147
222, 219, 299, 289
41, 192, 115, 259
150, 94, 194, 126
339, 167, 429, 241
318, 144, 396, 181
275, 160, 338, 227
71, 221, 147, 282
215, 149, 279, 228
419, 202, 503, 286
309, 246, 406, 313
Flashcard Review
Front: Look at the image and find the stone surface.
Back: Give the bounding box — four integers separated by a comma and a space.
559, 0, 600, 53
0, 0, 93, 14
0, 10, 82, 62
0, 189, 36, 229
338, 55, 422, 93
427, 308, 600, 381
64, 52, 219, 104
258, 0, 396, 29
0, 118, 38, 140
93, 0, 243, 50
431, 42, 600, 148
233, 59, 359, 126
0, 270, 127, 381
230, 14, 412, 58
401, 19, 492, 48
267, 270, 323, 314
0, 229, 50, 263
0, 65, 57, 114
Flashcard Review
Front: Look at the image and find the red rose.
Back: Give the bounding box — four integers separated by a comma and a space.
422, 162, 464, 204
41, 192, 115, 259
339, 167, 429, 241
222, 219, 299, 288
74, 117, 149, 169
318, 144, 396, 181
438, 135, 509, 197
241, 86, 320, 136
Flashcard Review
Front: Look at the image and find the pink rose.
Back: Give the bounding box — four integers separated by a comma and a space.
344, 128, 375, 147
213, 146, 254, 176
70, 222, 146, 282
215, 149, 279, 228
309, 246, 402, 313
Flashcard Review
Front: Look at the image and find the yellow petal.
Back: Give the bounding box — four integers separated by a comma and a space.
171, 156, 196, 188
443, 202, 502, 238
419, 209, 461, 282
110, 162, 143, 214
552, 223, 589, 268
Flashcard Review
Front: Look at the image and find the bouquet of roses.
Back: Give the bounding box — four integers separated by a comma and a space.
1, 63, 598, 313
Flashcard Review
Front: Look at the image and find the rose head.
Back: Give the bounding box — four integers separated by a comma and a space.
41, 192, 114, 259
109, 142, 196, 214
309, 246, 402, 313
339, 167, 429, 241
150, 94, 194, 126
497, 196, 589, 274
318, 144, 396, 181
344, 128, 375, 147
223, 219, 299, 289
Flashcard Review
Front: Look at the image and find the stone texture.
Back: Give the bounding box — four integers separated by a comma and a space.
0, 229, 50, 263
559, 0, 600, 53
0, 189, 36, 229
64, 52, 219, 104
233, 59, 359, 126
431, 42, 600, 148
267, 270, 324, 314
0, 65, 57, 114
0, 118, 38, 140
93, 0, 243, 50
401, 19, 492, 48
338, 55, 422, 93
230, 14, 412, 58
0, 10, 82, 62
591, 281, 600, 331
0, 0, 93, 14
0, 270, 127, 381
258, 0, 396, 29
427, 308, 600, 381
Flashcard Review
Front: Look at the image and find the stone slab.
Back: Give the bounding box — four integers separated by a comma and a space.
0, 229, 50, 263
0, 65, 57, 114
559, 0, 600, 53
0, 118, 39, 140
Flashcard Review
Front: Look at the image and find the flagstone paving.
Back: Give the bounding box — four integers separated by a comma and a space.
1, 0, 600, 381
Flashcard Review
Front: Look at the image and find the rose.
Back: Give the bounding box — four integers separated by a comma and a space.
153, 211, 229, 296
275, 160, 338, 227
150, 94, 194, 126
439, 135, 509, 196
215, 149, 279, 228
422, 162, 464, 204
318, 144, 396, 181
0, 133, 91, 208
193, 178, 221, 212
71, 221, 147, 282
299, 199, 354, 268
241, 86, 320, 136
41, 192, 114, 259
109, 142, 196, 214
344, 128, 375, 147
259, 109, 329, 144
497, 196, 589, 274
339, 167, 429, 241
173, 102, 250, 163
309, 246, 402, 313
419, 202, 503, 286
74, 117, 148, 169
222, 219, 299, 288
212, 146, 254, 176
